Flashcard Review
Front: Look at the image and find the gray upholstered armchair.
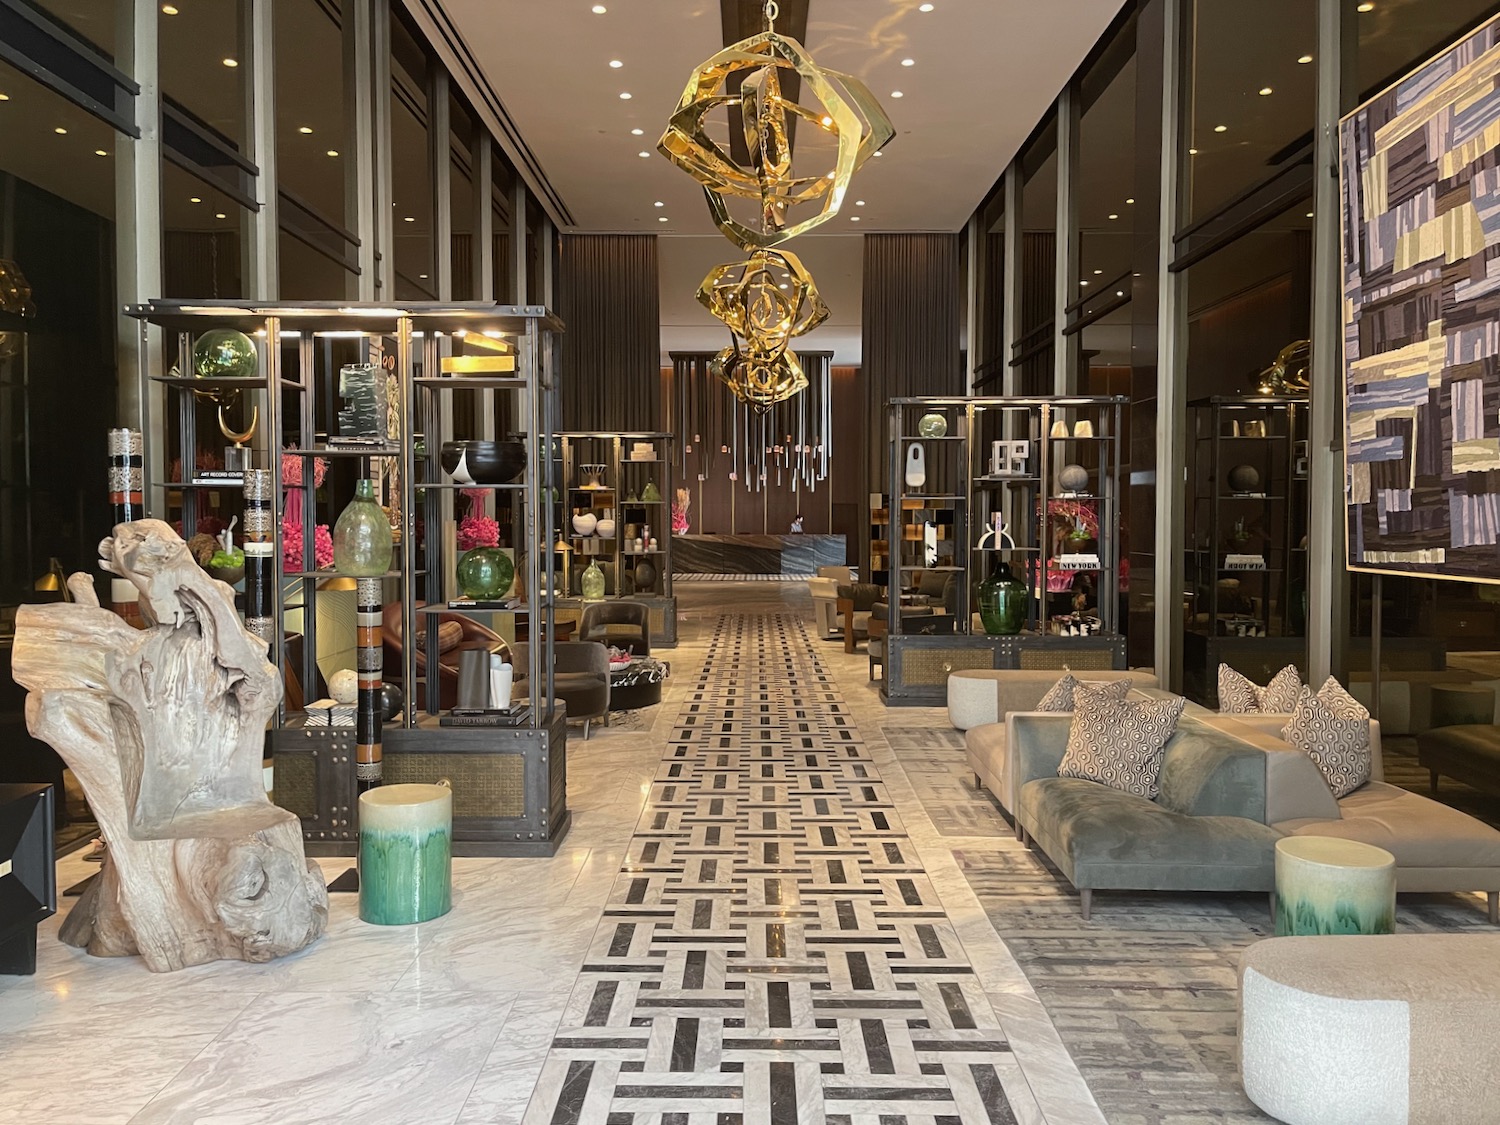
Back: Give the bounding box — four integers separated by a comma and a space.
579, 600, 650, 656
809, 565, 856, 640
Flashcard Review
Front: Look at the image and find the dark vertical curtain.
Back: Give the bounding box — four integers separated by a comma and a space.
860, 233, 963, 572
556, 234, 660, 430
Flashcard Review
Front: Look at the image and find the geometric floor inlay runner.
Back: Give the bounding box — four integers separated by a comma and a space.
524, 614, 1020, 1125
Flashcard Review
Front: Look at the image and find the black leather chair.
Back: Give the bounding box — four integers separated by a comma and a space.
578, 600, 651, 657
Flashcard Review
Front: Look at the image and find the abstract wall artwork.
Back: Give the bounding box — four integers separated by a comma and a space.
1342, 16, 1500, 581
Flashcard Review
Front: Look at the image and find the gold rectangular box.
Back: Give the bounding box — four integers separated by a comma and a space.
440, 355, 517, 375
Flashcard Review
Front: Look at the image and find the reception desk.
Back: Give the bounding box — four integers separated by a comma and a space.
672, 533, 847, 576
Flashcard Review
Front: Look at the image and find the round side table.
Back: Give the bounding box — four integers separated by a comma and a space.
359, 783, 453, 926
1274, 835, 1395, 936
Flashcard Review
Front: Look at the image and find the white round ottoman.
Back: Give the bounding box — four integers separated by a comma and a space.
947, 670, 1000, 730
1239, 934, 1500, 1125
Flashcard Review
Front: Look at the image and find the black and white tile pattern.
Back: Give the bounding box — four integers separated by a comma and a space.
525, 614, 1022, 1125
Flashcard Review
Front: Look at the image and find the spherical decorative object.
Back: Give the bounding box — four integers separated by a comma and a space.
595, 518, 617, 539
633, 558, 657, 592
439, 440, 527, 485
329, 668, 358, 704
456, 547, 514, 600
572, 512, 598, 537
977, 563, 1027, 635
191, 328, 258, 380
1228, 464, 1261, 494
378, 682, 404, 722
917, 412, 948, 438
1058, 463, 1090, 493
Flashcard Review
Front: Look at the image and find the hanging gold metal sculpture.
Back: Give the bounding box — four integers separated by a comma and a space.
662, 0, 891, 408
658, 19, 893, 249
697, 248, 829, 346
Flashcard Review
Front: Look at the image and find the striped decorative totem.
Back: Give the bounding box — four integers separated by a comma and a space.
355, 576, 384, 791
242, 469, 275, 645
106, 428, 143, 624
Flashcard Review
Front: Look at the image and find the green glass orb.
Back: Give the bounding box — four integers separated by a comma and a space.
917, 412, 948, 438
192, 328, 259, 380
456, 547, 514, 600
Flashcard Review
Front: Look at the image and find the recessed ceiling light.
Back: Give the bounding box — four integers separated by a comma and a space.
654, 200, 664, 207
1108, 213, 1119, 220
1357, 2, 1374, 11
1189, 147, 1199, 155
919, 2, 934, 9
1080, 280, 1089, 286
820, 115, 833, 126
1213, 124, 1228, 132
189, 196, 202, 203
658, 216, 668, 222
855, 200, 865, 206
874, 150, 883, 156
1093, 269, 1102, 275
638, 151, 650, 158
890, 91, 904, 98
850, 216, 861, 222
222, 58, 238, 67
1259, 86, 1273, 96
1126, 197, 1135, 204
161, 3, 178, 12
609, 60, 623, 68
94, 149, 107, 156
215, 212, 227, 219
1116, 290, 1124, 297
1297, 54, 1314, 64
901, 58, 915, 67
779, 283, 788, 290
419, 274, 428, 279
298, 126, 313, 134
619, 92, 632, 100
53, 126, 67, 135
631, 128, 644, 135
1306, 211, 1315, 218
0, 93, 9, 101
404, 216, 415, 222
592, 3, 607, 11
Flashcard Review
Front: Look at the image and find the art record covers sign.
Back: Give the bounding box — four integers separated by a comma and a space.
1341, 15, 1500, 582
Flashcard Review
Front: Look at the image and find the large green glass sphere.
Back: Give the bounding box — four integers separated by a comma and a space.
192, 328, 259, 380
977, 562, 1028, 635
456, 547, 514, 600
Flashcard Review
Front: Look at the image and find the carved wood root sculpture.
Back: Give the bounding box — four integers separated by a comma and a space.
12, 519, 328, 971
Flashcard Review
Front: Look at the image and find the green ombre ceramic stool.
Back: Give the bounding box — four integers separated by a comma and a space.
358, 784, 453, 926
1274, 835, 1395, 937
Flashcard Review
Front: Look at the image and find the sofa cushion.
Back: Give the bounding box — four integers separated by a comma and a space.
1057, 691, 1187, 799
1219, 663, 1303, 713
413, 620, 465, 654
1281, 678, 1371, 798
1037, 672, 1132, 712
836, 582, 883, 611
1020, 776, 1281, 889
1276, 782, 1500, 871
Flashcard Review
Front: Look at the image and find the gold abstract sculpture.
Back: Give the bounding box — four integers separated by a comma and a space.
658, 25, 894, 249
697, 248, 829, 347
661, 0, 890, 408
1256, 339, 1311, 396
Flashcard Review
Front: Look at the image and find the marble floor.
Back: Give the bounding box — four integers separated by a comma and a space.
0, 582, 1099, 1124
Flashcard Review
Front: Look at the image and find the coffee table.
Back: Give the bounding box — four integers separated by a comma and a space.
609, 658, 669, 712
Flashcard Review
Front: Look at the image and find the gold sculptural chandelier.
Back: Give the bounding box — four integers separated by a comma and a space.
659, 0, 891, 407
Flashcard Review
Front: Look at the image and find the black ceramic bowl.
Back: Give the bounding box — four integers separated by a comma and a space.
440, 439, 527, 485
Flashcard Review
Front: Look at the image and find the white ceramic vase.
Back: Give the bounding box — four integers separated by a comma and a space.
572, 512, 598, 537
595, 518, 616, 538
905, 442, 926, 488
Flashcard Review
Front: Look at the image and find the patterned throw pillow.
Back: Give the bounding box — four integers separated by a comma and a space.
1218, 663, 1304, 713
1280, 677, 1372, 798
1036, 673, 1132, 712
1057, 691, 1187, 799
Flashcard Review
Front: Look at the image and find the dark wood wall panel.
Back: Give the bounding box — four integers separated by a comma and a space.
557, 234, 660, 430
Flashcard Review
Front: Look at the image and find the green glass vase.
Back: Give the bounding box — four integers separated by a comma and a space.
580, 559, 606, 602
977, 562, 1027, 635
332, 478, 393, 576
191, 328, 258, 380
640, 480, 662, 503
456, 547, 513, 600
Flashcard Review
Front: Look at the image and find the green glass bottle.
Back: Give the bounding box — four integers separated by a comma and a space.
456, 547, 513, 600
332, 479, 393, 576
580, 559, 606, 602
977, 561, 1028, 635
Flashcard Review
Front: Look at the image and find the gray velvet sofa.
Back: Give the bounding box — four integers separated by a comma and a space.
1008, 710, 1500, 921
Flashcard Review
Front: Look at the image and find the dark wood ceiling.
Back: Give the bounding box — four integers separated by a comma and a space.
719, 0, 811, 167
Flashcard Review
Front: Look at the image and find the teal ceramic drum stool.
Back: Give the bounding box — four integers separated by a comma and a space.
358, 783, 453, 925
1274, 836, 1395, 936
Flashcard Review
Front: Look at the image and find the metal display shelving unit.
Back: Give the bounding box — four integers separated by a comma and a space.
131, 300, 568, 856
880, 395, 1128, 705
555, 431, 677, 646
1184, 395, 1309, 704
